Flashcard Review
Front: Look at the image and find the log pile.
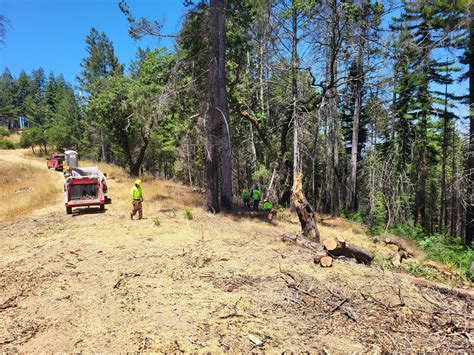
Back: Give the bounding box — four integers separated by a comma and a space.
281, 234, 374, 267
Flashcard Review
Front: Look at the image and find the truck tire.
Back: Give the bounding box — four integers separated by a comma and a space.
100, 204, 105, 212
66, 206, 72, 214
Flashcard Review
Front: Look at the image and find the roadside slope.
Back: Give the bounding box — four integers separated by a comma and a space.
0, 151, 472, 352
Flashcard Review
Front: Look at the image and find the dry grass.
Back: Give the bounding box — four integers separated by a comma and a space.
80, 159, 203, 210
5, 133, 21, 144
0, 161, 61, 221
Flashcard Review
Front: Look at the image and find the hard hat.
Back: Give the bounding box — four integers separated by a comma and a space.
135, 179, 142, 186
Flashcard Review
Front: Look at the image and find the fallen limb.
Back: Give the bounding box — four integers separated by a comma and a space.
412, 277, 474, 299
281, 233, 325, 253
323, 238, 374, 265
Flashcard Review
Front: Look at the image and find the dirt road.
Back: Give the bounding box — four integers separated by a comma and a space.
1, 150, 472, 352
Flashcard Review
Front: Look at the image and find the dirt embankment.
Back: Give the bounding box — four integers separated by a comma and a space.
0, 150, 472, 352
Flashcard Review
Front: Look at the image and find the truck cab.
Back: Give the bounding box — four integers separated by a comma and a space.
47, 153, 65, 171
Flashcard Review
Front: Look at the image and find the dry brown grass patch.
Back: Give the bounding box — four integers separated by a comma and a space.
0, 161, 61, 221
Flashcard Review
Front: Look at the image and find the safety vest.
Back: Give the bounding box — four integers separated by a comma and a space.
242, 190, 249, 200
131, 186, 143, 200
263, 201, 272, 211
252, 188, 261, 201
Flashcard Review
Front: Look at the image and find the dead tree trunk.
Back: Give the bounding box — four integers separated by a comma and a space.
288, 3, 320, 243
293, 173, 321, 243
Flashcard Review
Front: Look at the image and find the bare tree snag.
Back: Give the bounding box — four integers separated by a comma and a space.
292, 173, 321, 243
323, 237, 374, 264
320, 256, 333, 267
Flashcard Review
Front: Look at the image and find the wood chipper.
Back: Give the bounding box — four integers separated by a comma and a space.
63, 166, 111, 214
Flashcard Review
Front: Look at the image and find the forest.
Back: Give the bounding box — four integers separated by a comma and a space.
0, 0, 473, 247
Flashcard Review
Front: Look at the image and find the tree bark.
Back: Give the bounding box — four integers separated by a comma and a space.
347, 0, 368, 213
440, 65, 449, 231
466, 0, 474, 245
217, 0, 232, 211
205, 0, 221, 213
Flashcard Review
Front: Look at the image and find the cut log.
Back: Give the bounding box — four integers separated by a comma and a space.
322, 237, 374, 265
292, 172, 320, 243
323, 238, 338, 251
314, 250, 329, 264
320, 256, 333, 267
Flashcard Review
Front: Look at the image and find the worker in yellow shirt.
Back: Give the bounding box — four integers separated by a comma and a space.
130, 179, 143, 220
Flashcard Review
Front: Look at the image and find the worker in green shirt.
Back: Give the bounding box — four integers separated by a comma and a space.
241, 188, 250, 209
250, 183, 262, 211
262, 198, 272, 212
130, 179, 143, 220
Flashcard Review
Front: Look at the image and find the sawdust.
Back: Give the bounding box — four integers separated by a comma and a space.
0, 150, 472, 352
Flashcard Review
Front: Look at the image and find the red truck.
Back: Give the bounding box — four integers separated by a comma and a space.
47, 153, 65, 171
63, 167, 111, 214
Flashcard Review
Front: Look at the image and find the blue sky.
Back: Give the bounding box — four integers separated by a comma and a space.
0, 0, 186, 85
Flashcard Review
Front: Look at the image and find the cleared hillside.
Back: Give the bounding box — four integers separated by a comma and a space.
0, 150, 472, 352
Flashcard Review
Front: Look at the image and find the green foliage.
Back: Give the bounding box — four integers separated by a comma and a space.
183, 209, 193, 220
0, 127, 9, 137
390, 222, 426, 241
251, 164, 270, 185
19, 127, 46, 151
0, 138, 15, 149
153, 217, 161, 226
368, 192, 386, 235
402, 261, 442, 282
340, 208, 363, 224
392, 223, 473, 278
419, 235, 473, 271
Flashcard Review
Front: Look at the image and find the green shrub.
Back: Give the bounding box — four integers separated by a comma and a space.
153, 217, 161, 226
419, 234, 473, 271
390, 222, 425, 241
368, 192, 386, 235
251, 164, 271, 185
0, 128, 10, 137
0, 139, 15, 149
391, 223, 473, 279
402, 261, 440, 281
183, 209, 193, 220
340, 208, 363, 224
